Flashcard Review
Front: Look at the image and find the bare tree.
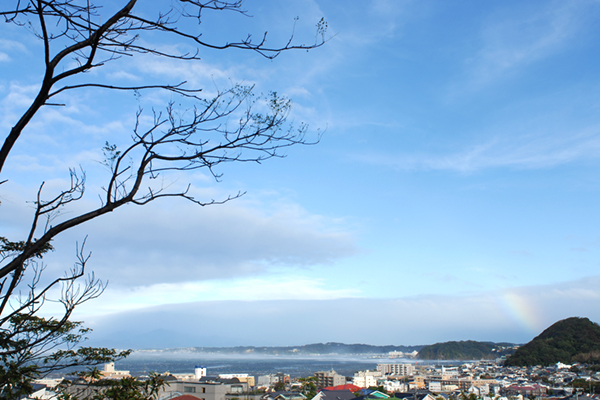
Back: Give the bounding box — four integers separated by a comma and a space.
0, 0, 325, 396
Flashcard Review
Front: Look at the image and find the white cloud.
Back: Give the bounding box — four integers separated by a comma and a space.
106, 70, 143, 82
65, 276, 361, 317
0, 38, 29, 54
76, 199, 356, 286
2, 183, 357, 289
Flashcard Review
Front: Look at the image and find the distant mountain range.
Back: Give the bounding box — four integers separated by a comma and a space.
139, 341, 516, 359
132, 316, 600, 366
140, 342, 424, 356
504, 317, 600, 366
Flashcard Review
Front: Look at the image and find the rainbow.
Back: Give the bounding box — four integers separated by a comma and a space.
497, 291, 541, 335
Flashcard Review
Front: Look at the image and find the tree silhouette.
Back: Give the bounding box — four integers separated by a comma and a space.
0, 1, 326, 397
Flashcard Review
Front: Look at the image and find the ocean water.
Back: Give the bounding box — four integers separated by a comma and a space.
115, 354, 420, 378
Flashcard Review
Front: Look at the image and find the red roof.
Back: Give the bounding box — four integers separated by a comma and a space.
322, 384, 362, 393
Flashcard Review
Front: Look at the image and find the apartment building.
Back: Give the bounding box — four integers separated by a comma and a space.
377, 364, 414, 377
314, 370, 346, 389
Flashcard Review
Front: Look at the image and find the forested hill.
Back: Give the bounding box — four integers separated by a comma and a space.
504, 317, 600, 366
417, 340, 517, 360
158, 342, 424, 355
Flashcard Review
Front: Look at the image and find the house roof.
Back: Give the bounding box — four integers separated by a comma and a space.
358, 389, 389, 398
323, 384, 363, 393
392, 392, 433, 400
31, 383, 46, 391
266, 391, 308, 400
318, 389, 357, 400
171, 396, 204, 400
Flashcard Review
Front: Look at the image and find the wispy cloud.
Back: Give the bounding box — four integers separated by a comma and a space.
0, 38, 29, 55
459, 1, 585, 91
355, 123, 600, 173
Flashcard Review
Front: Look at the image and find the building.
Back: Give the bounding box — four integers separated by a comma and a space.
321, 384, 362, 393
315, 370, 346, 389
158, 377, 249, 400
311, 389, 356, 400
382, 380, 409, 393
503, 384, 547, 397
256, 373, 289, 389
353, 371, 383, 388
100, 362, 130, 379
219, 374, 256, 387
377, 364, 414, 377
263, 392, 307, 400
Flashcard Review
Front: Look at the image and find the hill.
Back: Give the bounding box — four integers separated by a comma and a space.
146, 342, 424, 356
504, 317, 600, 366
417, 340, 517, 360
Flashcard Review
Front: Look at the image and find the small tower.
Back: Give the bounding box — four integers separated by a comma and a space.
104, 362, 115, 373
194, 365, 207, 380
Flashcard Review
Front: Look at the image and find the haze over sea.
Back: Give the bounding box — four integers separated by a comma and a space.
115, 354, 427, 378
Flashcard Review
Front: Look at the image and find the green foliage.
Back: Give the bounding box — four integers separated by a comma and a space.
504, 317, 600, 366
417, 340, 515, 360
374, 386, 387, 394
0, 0, 327, 397
0, 312, 132, 400
300, 377, 317, 399
569, 378, 600, 394
55, 370, 165, 400
0, 236, 54, 259
459, 392, 478, 400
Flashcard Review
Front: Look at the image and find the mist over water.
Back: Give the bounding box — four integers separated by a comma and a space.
117, 353, 423, 377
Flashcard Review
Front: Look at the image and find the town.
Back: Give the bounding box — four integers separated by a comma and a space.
27, 356, 600, 400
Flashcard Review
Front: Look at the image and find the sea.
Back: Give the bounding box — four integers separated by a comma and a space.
112, 353, 447, 378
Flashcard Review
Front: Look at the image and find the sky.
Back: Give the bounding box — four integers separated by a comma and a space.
2, 0, 600, 349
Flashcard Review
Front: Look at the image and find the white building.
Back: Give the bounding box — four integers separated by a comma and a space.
428, 381, 442, 392
388, 351, 405, 358
257, 374, 279, 388
100, 362, 130, 378
353, 370, 382, 388
383, 380, 409, 393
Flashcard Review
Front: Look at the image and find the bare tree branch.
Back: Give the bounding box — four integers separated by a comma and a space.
0, 0, 326, 173
0, 1, 325, 395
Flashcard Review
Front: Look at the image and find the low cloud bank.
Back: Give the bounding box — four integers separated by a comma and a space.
85, 275, 600, 349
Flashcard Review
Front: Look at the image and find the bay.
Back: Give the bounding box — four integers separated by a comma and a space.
116, 353, 421, 378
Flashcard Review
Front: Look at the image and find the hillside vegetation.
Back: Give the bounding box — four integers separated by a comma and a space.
504, 317, 600, 366
417, 340, 516, 360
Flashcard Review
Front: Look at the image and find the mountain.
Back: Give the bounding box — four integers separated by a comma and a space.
417, 340, 517, 360
140, 342, 424, 355
504, 317, 600, 366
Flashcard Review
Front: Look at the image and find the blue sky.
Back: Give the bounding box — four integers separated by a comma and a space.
2, 0, 600, 348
